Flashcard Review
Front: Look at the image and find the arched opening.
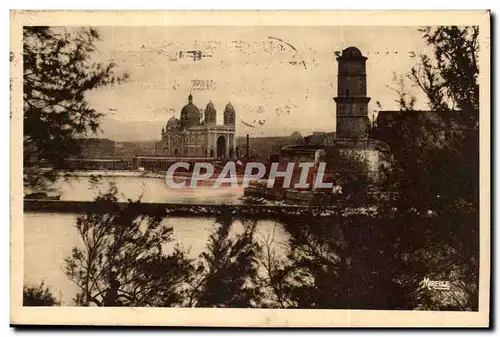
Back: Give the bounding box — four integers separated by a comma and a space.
174, 148, 179, 156
210, 149, 214, 157
216, 135, 226, 158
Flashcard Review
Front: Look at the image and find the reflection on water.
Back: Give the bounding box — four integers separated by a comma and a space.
50, 175, 244, 204
24, 213, 289, 306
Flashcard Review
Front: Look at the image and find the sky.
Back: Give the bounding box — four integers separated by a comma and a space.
86, 26, 432, 141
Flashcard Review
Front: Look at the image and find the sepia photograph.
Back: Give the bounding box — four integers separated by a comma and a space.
10, 10, 490, 327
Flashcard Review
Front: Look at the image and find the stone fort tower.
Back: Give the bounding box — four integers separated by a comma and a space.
334, 47, 371, 140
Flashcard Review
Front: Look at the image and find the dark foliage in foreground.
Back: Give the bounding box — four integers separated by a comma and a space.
23, 26, 127, 189
188, 213, 263, 307
62, 186, 264, 307
369, 26, 480, 310
59, 196, 476, 310
63, 183, 193, 307
23, 282, 60, 306
260, 206, 475, 311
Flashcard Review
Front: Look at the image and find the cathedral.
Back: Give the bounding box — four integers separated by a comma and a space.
155, 94, 236, 158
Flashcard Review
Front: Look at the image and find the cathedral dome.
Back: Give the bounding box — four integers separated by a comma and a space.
205, 101, 217, 125
166, 116, 181, 130
342, 46, 363, 58
180, 94, 200, 129
224, 102, 235, 125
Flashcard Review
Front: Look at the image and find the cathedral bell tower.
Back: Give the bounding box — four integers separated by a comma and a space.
334, 47, 371, 140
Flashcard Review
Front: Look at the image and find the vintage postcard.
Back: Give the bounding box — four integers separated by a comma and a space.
10, 10, 490, 327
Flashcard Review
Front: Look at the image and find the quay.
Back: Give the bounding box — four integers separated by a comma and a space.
23, 199, 377, 219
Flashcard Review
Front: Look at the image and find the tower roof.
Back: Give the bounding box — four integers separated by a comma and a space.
224, 102, 235, 113
223, 102, 235, 125
206, 101, 216, 112
204, 101, 217, 124
341, 46, 364, 59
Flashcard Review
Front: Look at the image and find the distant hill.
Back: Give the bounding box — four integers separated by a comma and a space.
98, 116, 163, 142
97, 116, 320, 141
114, 140, 157, 157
